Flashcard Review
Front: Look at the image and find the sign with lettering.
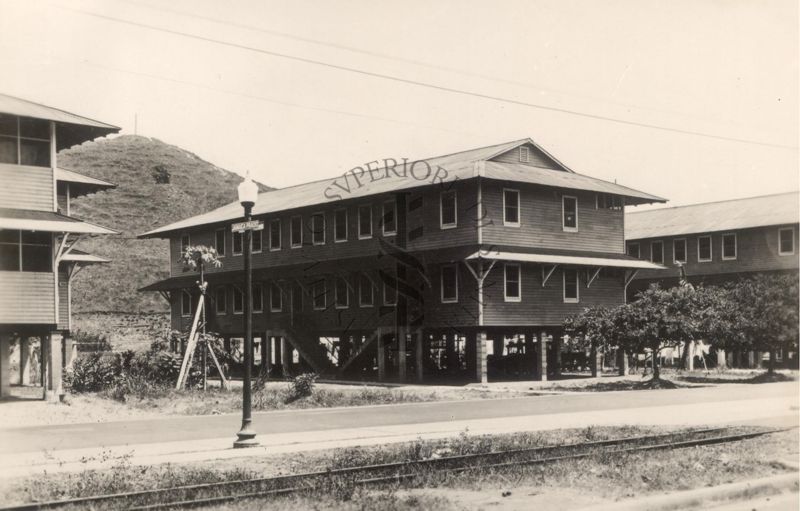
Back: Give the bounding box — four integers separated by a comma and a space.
231, 220, 264, 232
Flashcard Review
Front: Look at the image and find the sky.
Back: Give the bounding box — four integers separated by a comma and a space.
1, 0, 797, 211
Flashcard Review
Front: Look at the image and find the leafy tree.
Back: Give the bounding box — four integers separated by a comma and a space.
725, 274, 799, 373
564, 306, 616, 375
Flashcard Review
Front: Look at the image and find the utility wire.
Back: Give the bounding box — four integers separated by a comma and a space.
117, 0, 717, 124
60, 5, 797, 150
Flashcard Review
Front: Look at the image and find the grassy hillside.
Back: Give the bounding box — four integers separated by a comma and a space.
59, 135, 270, 313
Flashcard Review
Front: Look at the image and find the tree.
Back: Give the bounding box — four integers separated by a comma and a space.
725, 274, 799, 373
564, 306, 616, 376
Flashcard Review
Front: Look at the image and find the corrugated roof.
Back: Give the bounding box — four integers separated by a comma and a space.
141, 138, 664, 238
0, 93, 118, 129
61, 249, 110, 264
626, 192, 800, 240
0, 93, 120, 150
467, 249, 666, 270
0, 209, 118, 234
56, 167, 116, 196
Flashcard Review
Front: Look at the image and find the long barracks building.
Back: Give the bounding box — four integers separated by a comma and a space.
140, 139, 665, 383
0, 94, 119, 399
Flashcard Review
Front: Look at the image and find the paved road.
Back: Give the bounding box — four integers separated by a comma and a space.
0, 382, 796, 455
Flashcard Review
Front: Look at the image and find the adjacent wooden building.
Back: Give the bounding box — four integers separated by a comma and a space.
625, 192, 800, 367
140, 139, 665, 383
0, 93, 119, 399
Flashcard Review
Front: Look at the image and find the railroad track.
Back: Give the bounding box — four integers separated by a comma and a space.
3, 427, 785, 511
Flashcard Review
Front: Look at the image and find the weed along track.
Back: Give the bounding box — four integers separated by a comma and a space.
2, 427, 787, 511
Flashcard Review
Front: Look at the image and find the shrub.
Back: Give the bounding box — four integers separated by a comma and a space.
285, 373, 318, 403
64, 352, 118, 393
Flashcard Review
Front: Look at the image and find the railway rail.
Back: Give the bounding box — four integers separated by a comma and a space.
2, 426, 786, 511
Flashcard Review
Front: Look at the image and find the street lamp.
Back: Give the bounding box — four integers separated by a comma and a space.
234, 174, 259, 448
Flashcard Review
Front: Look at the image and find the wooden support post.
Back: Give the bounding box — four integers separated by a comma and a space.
0, 334, 10, 398
47, 332, 64, 401
445, 334, 456, 373
415, 330, 424, 383
397, 328, 407, 381
377, 329, 386, 381
280, 337, 292, 377
40, 335, 48, 400
525, 333, 535, 378
20, 337, 31, 385
475, 331, 488, 383
590, 340, 601, 378
263, 334, 272, 376
716, 348, 726, 369
552, 333, 562, 378
535, 332, 547, 381
617, 348, 629, 376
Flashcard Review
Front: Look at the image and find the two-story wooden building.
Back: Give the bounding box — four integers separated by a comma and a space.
0, 93, 119, 400
625, 192, 799, 368
140, 139, 665, 383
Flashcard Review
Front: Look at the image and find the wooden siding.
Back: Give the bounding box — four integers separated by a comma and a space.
57, 270, 69, 330
406, 180, 478, 251
628, 224, 800, 282
490, 143, 562, 170
481, 182, 625, 253
417, 263, 480, 329
0, 163, 54, 211
0, 272, 56, 324
482, 263, 625, 326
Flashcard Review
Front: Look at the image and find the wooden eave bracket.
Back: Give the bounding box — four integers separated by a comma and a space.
158, 290, 172, 304
586, 267, 602, 288
463, 259, 497, 285
625, 269, 640, 287
542, 264, 558, 287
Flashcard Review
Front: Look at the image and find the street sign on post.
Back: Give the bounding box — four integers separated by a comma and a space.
232, 220, 264, 232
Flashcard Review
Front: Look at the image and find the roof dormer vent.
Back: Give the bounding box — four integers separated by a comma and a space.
519, 146, 530, 163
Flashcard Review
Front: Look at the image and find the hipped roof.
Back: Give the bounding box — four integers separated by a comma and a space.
0, 93, 120, 150
141, 138, 665, 238
626, 191, 799, 240
0, 209, 118, 234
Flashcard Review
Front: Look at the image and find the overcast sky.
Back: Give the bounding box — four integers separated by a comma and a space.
1, 0, 797, 210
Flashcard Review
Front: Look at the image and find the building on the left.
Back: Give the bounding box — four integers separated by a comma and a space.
0, 93, 119, 400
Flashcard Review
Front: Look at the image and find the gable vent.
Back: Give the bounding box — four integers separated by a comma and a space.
519, 146, 530, 163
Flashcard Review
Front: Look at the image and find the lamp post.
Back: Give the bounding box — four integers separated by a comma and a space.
234, 174, 259, 448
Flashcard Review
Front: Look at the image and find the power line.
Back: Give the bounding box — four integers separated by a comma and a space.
117, 0, 718, 124
59, 5, 797, 150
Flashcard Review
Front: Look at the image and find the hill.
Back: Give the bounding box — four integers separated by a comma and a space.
59, 135, 271, 313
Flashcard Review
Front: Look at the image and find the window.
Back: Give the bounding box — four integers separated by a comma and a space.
359, 273, 374, 307
253, 283, 263, 312
627, 242, 640, 259
698, 236, 712, 262
335, 277, 349, 308
215, 229, 226, 256
722, 233, 737, 260
779, 228, 795, 255
504, 264, 521, 302
270, 283, 282, 312
180, 233, 190, 252
311, 213, 325, 245
519, 146, 530, 163
232, 231, 243, 255
0, 114, 51, 167
651, 240, 664, 264
233, 287, 244, 314
181, 290, 193, 316
269, 219, 281, 251
382, 200, 397, 235
290, 216, 302, 248
358, 205, 372, 239
563, 269, 579, 303
0, 230, 52, 272
441, 264, 458, 303
252, 230, 262, 253
214, 287, 226, 314
334, 209, 347, 242
504, 189, 520, 226
383, 277, 398, 306
596, 193, 623, 210
312, 279, 326, 310
673, 239, 687, 263
440, 191, 457, 229
562, 196, 578, 231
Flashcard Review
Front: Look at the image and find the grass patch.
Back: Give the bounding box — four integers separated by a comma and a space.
549, 377, 682, 392
677, 371, 797, 385
5, 425, 793, 510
